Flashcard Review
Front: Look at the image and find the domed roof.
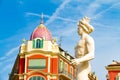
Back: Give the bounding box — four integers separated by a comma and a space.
30, 23, 52, 41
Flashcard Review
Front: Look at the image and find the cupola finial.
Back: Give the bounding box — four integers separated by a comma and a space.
40, 13, 44, 24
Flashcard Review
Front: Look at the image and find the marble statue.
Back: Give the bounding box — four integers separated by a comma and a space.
71, 16, 95, 80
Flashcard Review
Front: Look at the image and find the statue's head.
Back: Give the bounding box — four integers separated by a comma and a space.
77, 16, 94, 34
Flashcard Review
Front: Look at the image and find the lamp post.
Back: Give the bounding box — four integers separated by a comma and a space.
106, 74, 109, 80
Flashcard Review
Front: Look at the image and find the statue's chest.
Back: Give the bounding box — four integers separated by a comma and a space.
75, 40, 87, 57
77, 40, 86, 48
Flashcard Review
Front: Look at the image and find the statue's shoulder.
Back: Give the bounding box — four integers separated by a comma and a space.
86, 35, 94, 44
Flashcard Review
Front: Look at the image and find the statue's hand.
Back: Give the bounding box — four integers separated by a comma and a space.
71, 59, 80, 65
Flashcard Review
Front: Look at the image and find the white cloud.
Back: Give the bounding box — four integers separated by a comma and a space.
51, 0, 63, 5
0, 48, 18, 79
52, 23, 76, 37
85, 2, 100, 18
0, 64, 13, 74
92, 22, 115, 30
45, 0, 71, 25
96, 0, 120, 4
25, 12, 50, 18
25, 12, 76, 23
0, 46, 19, 62
1, 56, 16, 65
6, 46, 19, 56
92, 2, 120, 19
18, 0, 24, 5
0, 57, 6, 61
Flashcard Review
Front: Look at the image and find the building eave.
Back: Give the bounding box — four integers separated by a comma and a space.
106, 66, 120, 71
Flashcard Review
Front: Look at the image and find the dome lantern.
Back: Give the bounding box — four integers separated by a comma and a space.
30, 14, 52, 41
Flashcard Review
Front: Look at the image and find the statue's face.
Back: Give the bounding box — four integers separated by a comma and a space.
77, 27, 83, 35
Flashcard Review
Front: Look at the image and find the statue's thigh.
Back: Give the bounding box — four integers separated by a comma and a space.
77, 71, 89, 80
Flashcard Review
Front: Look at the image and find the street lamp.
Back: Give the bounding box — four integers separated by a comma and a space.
106, 74, 109, 80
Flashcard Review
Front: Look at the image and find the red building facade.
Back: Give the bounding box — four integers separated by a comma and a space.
106, 61, 120, 80
9, 22, 76, 80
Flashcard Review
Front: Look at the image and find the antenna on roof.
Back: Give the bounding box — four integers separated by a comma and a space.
59, 36, 63, 47
40, 13, 44, 24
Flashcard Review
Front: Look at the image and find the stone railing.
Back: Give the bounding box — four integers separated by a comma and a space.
59, 69, 76, 80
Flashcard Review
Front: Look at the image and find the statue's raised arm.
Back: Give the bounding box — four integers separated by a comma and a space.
71, 16, 95, 80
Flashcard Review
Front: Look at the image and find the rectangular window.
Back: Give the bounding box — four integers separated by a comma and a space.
28, 59, 46, 69
64, 62, 68, 75
70, 67, 73, 78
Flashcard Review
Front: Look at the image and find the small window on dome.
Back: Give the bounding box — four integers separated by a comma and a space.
32, 39, 44, 48
36, 39, 41, 48
36, 39, 44, 48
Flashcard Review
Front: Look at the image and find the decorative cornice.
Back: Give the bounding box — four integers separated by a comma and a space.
19, 53, 25, 58
106, 66, 120, 71
22, 70, 58, 76
19, 50, 59, 57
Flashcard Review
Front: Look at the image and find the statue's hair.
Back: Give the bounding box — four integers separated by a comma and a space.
78, 16, 94, 34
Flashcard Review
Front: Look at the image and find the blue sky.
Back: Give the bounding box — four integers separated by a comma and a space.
0, 0, 120, 80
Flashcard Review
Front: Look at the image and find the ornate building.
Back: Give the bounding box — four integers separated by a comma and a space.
9, 19, 76, 80
106, 60, 120, 80
9, 16, 98, 80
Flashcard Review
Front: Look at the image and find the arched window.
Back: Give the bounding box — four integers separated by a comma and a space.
29, 76, 45, 80
35, 39, 44, 48
32, 39, 44, 48
36, 39, 41, 48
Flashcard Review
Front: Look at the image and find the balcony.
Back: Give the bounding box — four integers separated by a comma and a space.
58, 69, 76, 80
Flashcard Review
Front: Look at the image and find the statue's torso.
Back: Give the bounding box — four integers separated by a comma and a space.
75, 39, 91, 72
75, 39, 88, 58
